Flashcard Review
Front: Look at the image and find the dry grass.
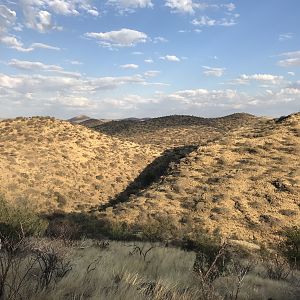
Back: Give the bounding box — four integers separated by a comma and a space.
2, 239, 300, 300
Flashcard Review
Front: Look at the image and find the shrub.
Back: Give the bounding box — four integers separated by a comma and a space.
0, 196, 48, 240
280, 226, 300, 268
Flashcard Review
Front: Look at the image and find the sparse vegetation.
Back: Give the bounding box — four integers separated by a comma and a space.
0, 112, 299, 299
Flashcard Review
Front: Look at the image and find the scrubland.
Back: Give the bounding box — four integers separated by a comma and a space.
0, 112, 299, 299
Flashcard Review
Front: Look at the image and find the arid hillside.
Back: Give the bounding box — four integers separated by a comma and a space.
95, 113, 265, 150
101, 113, 300, 244
0, 117, 159, 213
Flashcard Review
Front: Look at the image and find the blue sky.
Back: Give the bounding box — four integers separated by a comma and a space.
0, 0, 299, 119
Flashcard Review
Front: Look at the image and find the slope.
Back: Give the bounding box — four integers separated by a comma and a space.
101, 113, 300, 244
0, 117, 159, 213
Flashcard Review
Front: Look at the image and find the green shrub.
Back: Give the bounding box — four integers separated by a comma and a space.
280, 226, 300, 267
0, 196, 48, 240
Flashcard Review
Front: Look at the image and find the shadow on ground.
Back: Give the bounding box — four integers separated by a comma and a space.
99, 145, 198, 210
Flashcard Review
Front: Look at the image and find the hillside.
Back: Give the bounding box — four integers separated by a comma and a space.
95, 113, 264, 150
0, 117, 159, 213
100, 113, 300, 244
79, 118, 105, 128
67, 115, 91, 123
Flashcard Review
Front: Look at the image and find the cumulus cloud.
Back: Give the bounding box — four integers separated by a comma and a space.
277, 50, 300, 67
1, 70, 299, 118
234, 74, 284, 85
19, 0, 99, 32
0, 67, 166, 99
85, 28, 148, 48
202, 66, 225, 77
0, 69, 170, 117
165, 0, 196, 14
160, 55, 180, 62
23, 8, 53, 32
120, 63, 139, 69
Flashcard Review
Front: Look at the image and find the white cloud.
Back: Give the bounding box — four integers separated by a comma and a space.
165, 0, 195, 14
0, 70, 299, 117
8, 59, 62, 71
19, 0, 99, 32
165, 1, 236, 14
277, 50, 300, 67
234, 74, 284, 85
167, 88, 238, 103
202, 66, 225, 77
0, 69, 170, 116
223, 3, 235, 11
192, 15, 237, 27
153, 36, 168, 43
160, 55, 180, 62
8, 59, 81, 78
86, 9, 99, 16
85, 28, 148, 48
288, 72, 295, 76
56, 95, 93, 107
144, 70, 160, 77
0, 35, 24, 50
46, 0, 80, 15
108, 0, 153, 13
144, 59, 153, 63
24, 9, 53, 32
30, 42, 60, 50
0, 35, 60, 51
120, 63, 139, 69
67, 60, 83, 65
0, 5, 16, 33
279, 33, 294, 41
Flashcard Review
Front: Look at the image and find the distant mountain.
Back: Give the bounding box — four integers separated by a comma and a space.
79, 118, 105, 128
67, 115, 91, 123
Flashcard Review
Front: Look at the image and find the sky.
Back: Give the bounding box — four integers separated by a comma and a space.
0, 0, 300, 119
